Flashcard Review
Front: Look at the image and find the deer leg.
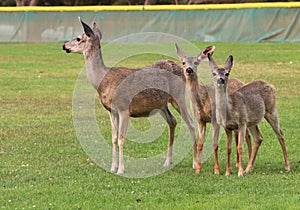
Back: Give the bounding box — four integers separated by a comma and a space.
237, 125, 247, 177
245, 125, 262, 173
196, 122, 206, 173
234, 131, 239, 168
235, 129, 252, 168
225, 129, 232, 176
159, 105, 177, 167
109, 112, 119, 173
245, 129, 252, 162
265, 113, 290, 171
117, 110, 130, 175
212, 122, 221, 174
171, 99, 197, 169
235, 130, 252, 167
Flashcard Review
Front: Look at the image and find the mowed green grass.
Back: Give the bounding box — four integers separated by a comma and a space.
0, 42, 300, 209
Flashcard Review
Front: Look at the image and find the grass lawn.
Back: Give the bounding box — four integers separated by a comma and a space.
0, 42, 299, 209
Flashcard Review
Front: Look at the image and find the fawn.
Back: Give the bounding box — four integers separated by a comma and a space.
208, 53, 290, 176
175, 44, 252, 175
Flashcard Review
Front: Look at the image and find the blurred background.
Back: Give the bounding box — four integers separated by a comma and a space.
1, 0, 297, 6
1, 1, 299, 43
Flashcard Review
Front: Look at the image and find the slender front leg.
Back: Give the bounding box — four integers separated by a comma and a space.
186, 115, 197, 169
225, 129, 232, 176
196, 122, 206, 173
237, 125, 247, 177
235, 129, 252, 168
117, 110, 130, 175
109, 112, 119, 173
234, 131, 239, 168
175, 101, 197, 169
212, 123, 221, 174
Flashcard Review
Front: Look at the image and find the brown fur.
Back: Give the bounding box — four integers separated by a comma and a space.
175, 44, 252, 174
63, 19, 197, 174
209, 54, 290, 176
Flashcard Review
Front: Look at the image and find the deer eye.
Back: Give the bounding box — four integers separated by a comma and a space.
76, 37, 81, 42
225, 73, 229, 77
182, 62, 186, 65
194, 61, 199, 65
212, 73, 216, 76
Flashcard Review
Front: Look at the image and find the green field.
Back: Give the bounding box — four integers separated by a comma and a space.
1, 42, 300, 209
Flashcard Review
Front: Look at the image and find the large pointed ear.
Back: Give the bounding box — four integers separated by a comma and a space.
92, 21, 102, 42
197, 46, 215, 61
175, 43, 186, 59
78, 17, 95, 38
207, 53, 218, 70
224, 55, 233, 71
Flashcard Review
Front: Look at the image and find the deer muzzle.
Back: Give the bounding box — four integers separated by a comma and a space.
62, 44, 71, 53
186, 67, 193, 74
217, 78, 225, 85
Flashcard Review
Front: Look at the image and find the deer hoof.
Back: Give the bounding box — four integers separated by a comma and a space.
195, 166, 202, 174
110, 166, 118, 173
225, 172, 231, 176
163, 159, 172, 167
238, 169, 244, 177
225, 169, 232, 176
214, 169, 220, 175
193, 162, 197, 169
117, 169, 124, 175
245, 165, 253, 173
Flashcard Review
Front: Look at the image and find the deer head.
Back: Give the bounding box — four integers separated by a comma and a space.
175, 44, 215, 78
63, 17, 102, 56
208, 54, 233, 89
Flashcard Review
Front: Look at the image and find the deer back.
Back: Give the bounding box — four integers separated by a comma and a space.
227, 80, 276, 127
98, 66, 172, 116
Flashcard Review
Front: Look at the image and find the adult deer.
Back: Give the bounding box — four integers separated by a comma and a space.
63, 18, 197, 174
208, 53, 290, 176
175, 44, 252, 175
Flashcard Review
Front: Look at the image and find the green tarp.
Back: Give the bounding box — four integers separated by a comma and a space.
0, 8, 299, 42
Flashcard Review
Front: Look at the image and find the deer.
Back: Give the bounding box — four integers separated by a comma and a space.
62, 18, 197, 175
208, 53, 290, 176
175, 44, 252, 175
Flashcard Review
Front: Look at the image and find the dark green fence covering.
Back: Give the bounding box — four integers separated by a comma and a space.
0, 4, 299, 42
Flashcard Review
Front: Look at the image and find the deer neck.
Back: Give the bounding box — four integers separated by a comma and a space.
185, 75, 207, 110
215, 85, 231, 127
84, 46, 108, 90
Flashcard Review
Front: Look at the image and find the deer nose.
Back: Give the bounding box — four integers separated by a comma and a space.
62, 44, 71, 53
217, 78, 225, 84
186, 67, 193, 74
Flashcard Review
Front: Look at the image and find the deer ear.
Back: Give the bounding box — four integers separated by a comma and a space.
92, 21, 102, 42
225, 55, 233, 71
175, 43, 186, 59
197, 46, 215, 61
79, 17, 95, 38
208, 53, 218, 70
